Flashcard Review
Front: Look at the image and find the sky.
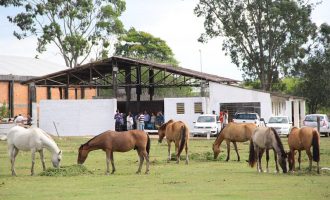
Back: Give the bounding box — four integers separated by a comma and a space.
0, 0, 330, 81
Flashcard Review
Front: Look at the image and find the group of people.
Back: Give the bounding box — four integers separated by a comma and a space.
114, 110, 165, 131
0, 113, 32, 126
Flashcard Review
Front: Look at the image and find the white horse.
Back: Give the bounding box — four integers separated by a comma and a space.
7, 126, 62, 176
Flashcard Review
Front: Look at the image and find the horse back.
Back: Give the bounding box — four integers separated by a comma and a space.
109, 130, 148, 152
289, 127, 314, 150
223, 123, 255, 142
166, 121, 189, 141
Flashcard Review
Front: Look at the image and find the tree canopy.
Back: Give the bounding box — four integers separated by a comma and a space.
194, 0, 317, 91
1, 0, 126, 68
115, 27, 178, 65
296, 23, 330, 113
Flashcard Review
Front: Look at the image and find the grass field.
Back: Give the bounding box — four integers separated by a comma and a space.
0, 135, 329, 200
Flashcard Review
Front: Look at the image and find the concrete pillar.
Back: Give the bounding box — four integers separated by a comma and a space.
299, 100, 306, 127
293, 100, 300, 127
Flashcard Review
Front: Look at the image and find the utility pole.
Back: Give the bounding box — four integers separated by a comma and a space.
199, 49, 203, 73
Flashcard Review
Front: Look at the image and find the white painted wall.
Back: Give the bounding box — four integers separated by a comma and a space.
164, 97, 208, 130
208, 82, 272, 120
39, 99, 117, 136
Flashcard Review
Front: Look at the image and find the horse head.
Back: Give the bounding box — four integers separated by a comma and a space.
158, 119, 174, 143
77, 144, 88, 164
278, 152, 288, 173
51, 150, 62, 168
212, 142, 220, 159
287, 151, 295, 171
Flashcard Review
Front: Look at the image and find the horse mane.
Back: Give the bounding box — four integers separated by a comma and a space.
159, 119, 174, 131
270, 127, 286, 158
82, 131, 108, 147
33, 128, 55, 142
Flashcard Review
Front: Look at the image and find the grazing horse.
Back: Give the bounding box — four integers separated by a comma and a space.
158, 119, 189, 164
248, 127, 287, 173
287, 127, 320, 173
213, 122, 256, 161
78, 130, 150, 175
7, 126, 62, 176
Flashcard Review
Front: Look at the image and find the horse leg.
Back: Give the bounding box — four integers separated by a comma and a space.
185, 143, 189, 165
273, 149, 279, 173
39, 149, 46, 171
232, 142, 240, 162
110, 151, 116, 174
305, 149, 313, 172
31, 149, 36, 176
225, 140, 230, 161
298, 150, 302, 170
265, 149, 270, 173
141, 150, 150, 174
9, 146, 19, 176
136, 150, 144, 174
258, 149, 265, 173
291, 150, 296, 172
167, 141, 171, 162
175, 141, 181, 164
256, 147, 261, 173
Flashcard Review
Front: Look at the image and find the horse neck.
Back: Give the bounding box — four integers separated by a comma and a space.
214, 133, 224, 147
271, 131, 285, 157
39, 133, 60, 154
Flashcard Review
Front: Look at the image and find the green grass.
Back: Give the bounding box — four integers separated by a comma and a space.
0, 136, 330, 200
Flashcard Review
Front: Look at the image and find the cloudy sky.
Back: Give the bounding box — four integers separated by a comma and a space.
0, 0, 329, 81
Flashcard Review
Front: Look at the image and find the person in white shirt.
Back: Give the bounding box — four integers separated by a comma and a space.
126, 112, 134, 130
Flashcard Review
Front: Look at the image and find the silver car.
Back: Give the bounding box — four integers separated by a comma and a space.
303, 114, 330, 137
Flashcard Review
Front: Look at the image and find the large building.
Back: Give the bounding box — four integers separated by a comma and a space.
0, 55, 96, 118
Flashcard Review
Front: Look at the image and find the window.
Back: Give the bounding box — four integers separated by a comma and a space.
194, 102, 203, 114
176, 103, 185, 114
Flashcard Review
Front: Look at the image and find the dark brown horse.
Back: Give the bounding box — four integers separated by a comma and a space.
213, 122, 256, 161
248, 127, 287, 173
78, 130, 150, 175
158, 119, 189, 164
288, 127, 320, 173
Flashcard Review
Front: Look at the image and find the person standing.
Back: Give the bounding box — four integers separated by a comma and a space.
126, 112, 134, 130
138, 112, 145, 130
114, 110, 123, 131
223, 110, 229, 129
143, 110, 150, 129
150, 112, 156, 130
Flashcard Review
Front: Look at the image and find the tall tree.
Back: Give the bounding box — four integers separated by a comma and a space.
115, 27, 178, 65
1, 0, 126, 68
194, 0, 317, 91
297, 23, 330, 113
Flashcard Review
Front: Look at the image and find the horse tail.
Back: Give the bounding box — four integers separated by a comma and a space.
248, 139, 256, 167
146, 133, 151, 155
312, 130, 320, 162
178, 125, 186, 156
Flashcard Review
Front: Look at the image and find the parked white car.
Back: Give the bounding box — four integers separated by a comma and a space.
303, 114, 330, 137
266, 116, 292, 136
232, 112, 264, 126
191, 114, 220, 137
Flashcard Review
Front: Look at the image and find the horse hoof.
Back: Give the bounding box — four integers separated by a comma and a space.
136, 171, 141, 174
145, 171, 149, 174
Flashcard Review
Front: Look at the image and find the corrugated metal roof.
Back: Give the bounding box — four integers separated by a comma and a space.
0, 55, 66, 77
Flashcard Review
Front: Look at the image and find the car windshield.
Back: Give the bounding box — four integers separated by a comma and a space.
305, 115, 324, 122
268, 117, 288, 124
235, 114, 257, 120
197, 116, 215, 123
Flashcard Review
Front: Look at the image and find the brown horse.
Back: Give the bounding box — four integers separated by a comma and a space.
77, 130, 150, 175
213, 122, 256, 161
158, 119, 189, 164
287, 127, 320, 173
248, 127, 287, 173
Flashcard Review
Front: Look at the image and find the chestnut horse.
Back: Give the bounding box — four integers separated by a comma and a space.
288, 127, 320, 173
213, 122, 256, 161
78, 130, 150, 175
158, 119, 190, 164
248, 127, 287, 173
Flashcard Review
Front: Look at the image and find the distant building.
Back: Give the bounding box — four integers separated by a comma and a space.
0, 55, 96, 118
